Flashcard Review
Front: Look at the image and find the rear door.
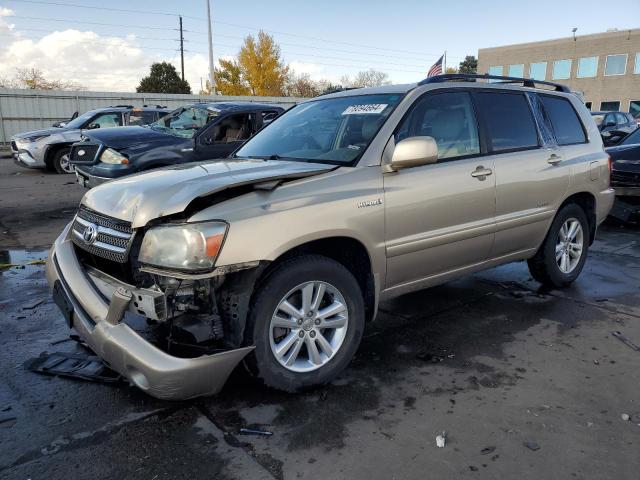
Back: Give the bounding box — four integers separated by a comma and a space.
383, 90, 496, 292
481, 91, 571, 259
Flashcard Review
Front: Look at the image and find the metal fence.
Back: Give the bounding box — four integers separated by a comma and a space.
0, 88, 303, 144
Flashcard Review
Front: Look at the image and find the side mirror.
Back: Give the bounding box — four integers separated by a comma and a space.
389, 136, 438, 171
87, 123, 100, 130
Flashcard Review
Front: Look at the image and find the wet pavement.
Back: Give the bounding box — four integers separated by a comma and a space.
1, 159, 640, 479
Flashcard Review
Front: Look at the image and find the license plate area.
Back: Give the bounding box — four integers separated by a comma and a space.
53, 280, 74, 328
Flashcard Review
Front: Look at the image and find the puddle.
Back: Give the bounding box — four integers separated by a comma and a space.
0, 248, 49, 269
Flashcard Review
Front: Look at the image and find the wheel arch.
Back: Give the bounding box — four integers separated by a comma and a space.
44, 142, 73, 169
558, 192, 597, 245
259, 236, 377, 323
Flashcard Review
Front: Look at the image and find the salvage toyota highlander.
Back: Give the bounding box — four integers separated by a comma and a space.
46, 74, 615, 400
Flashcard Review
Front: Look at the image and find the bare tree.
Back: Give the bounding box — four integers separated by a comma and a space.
286, 72, 321, 97
340, 69, 391, 88
14, 68, 85, 90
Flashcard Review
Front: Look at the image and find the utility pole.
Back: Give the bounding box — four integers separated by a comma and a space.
206, 0, 215, 95
179, 16, 185, 81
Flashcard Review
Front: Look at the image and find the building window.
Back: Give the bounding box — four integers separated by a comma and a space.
577, 57, 598, 78
600, 101, 620, 111
630, 100, 640, 120
508, 64, 524, 77
585, 102, 592, 110
635, 53, 640, 74
552, 59, 572, 79
604, 54, 627, 76
529, 62, 547, 80
487, 66, 503, 82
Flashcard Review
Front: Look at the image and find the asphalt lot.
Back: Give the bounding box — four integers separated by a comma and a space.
1, 156, 639, 480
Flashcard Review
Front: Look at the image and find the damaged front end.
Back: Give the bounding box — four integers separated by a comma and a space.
45, 208, 264, 400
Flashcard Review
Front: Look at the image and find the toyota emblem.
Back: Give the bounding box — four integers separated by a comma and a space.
77, 149, 86, 157
82, 223, 98, 245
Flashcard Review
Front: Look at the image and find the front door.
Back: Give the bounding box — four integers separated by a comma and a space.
383, 90, 496, 294
196, 113, 254, 160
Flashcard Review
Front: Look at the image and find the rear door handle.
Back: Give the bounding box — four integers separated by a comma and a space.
471, 165, 493, 180
547, 153, 562, 165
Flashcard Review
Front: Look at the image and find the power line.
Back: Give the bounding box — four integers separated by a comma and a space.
3, 0, 467, 61
5, 14, 178, 31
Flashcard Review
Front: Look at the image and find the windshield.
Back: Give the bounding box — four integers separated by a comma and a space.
64, 110, 100, 129
234, 93, 403, 165
148, 105, 219, 138
620, 128, 640, 145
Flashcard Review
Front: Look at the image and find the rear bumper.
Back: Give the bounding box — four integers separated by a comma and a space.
597, 188, 616, 224
45, 223, 254, 400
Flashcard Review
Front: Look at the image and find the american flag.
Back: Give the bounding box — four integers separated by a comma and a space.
427, 55, 444, 77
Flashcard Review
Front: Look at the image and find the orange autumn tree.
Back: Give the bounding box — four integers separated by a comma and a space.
215, 31, 288, 96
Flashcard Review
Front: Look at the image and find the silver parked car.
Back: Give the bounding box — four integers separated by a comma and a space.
11, 105, 169, 173
46, 74, 614, 400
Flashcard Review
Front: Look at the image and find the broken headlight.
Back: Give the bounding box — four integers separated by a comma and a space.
100, 148, 128, 165
139, 222, 228, 271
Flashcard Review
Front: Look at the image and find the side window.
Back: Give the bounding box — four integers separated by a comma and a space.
540, 95, 586, 145
395, 91, 480, 160
615, 113, 628, 126
209, 114, 252, 144
91, 113, 123, 128
475, 92, 539, 152
605, 113, 616, 126
128, 111, 156, 126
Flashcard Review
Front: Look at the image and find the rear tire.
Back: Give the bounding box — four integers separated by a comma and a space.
53, 148, 74, 174
244, 255, 365, 392
528, 203, 590, 288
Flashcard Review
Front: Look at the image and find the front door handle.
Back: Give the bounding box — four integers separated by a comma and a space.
547, 153, 562, 165
471, 165, 493, 180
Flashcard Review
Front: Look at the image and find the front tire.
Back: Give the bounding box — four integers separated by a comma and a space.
53, 148, 74, 174
244, 255, 365, 392
528, 203, 590, 288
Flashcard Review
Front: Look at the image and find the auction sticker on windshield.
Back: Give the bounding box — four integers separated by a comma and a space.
342, 104, 388, 115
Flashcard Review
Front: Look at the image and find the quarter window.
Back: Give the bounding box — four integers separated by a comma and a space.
395, 91, 480, 160
605, 54, 627, 76
600, 101, 620, 112
552, 59, 572, 80
529, 62, 547, 81
508, 64, 524, 77
540, 96, 586, 145
475, 92, 539, 152
577, 57, 598, 78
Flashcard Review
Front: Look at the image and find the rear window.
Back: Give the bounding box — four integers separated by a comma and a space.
540, 96, 586, 145
475, 92, 539, 152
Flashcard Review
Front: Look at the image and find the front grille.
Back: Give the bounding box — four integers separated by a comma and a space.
71, 206, 134, 263
611, 170, 640, 187
11, 141, 17, 151
69, 143, 100, 164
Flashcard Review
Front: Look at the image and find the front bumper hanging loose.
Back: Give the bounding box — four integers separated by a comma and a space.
45, 222, 254, 400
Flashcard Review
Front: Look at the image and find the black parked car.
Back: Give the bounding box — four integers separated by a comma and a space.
70, 102, 285, 188
591, 111, 638, 146
606, 128, 640, 222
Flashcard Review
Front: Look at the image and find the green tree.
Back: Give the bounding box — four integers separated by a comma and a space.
214, 58, 251, 96
136, 62, 191, 94
458, 55, 478, 74
237, 31, 288, 96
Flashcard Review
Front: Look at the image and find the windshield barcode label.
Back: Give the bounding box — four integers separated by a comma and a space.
342, 104, 388, 115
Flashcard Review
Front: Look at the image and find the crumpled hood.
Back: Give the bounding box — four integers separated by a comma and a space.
81, 159, 336, 228
84, 126, 174, 149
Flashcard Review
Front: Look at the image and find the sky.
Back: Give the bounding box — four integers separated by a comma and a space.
0, 0, 638, 92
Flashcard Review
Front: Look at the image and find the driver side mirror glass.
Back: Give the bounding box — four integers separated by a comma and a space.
390, 136, 439, 170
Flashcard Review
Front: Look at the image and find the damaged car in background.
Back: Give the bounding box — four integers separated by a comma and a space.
47, 74, 614, 400
607, 127, 640, 223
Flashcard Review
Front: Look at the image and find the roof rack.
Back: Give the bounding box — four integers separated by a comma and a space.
110, 104, 135, 108
418, 74, 571, 93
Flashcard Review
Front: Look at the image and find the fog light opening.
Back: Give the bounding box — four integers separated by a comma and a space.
127, 366, 150, 390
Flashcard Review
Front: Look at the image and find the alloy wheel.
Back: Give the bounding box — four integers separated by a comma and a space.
269, 281, 349, 373
555, 217, 584, 274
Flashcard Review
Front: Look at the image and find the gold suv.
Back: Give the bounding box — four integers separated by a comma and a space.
46, 74, 615, 399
